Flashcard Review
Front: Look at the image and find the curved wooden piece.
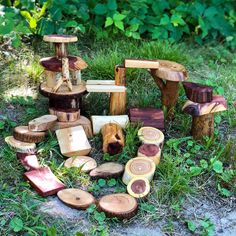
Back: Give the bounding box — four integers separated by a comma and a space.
57, 188, 96, 210
182, 95, 227, 117
19, 154, 40, 171
43, 34, 78, 43
98, 193, 138, 219
183, 82, 213, 103
49, 108, 80, 122
28, 115, 57, 131
127, 177, 150, 198
89, 162, 124, 179
40, 56, 88, 72
137, 144, 161, 165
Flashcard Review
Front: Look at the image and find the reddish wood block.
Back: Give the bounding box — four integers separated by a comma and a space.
24, 167, 65, 197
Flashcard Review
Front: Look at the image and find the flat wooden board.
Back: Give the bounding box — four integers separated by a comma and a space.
56, 125, 91, 157
57, 188, 96, 210
182, 95, 227, 117
43, 34, 78, 43
29, 115, 57, 131
124, 59, 159, 69
24, 167, 65, 197
86, 80, 115, 85
86, 84, 126, 93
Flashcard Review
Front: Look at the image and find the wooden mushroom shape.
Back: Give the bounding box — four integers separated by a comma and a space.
149, 60, 188, 119
182, 95, 227, 140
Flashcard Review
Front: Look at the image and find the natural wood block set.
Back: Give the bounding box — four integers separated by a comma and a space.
5, 34, 228, 219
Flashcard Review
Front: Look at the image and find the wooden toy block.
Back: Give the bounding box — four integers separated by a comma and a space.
28, 115, 57, 132
19, 154, 40, 171
127, 177, 150, 199
183, 82, 213, 103
98, 193, 138, 219
57, 188, 96, 210
91, 115, 129, 135
129, 108, 165, 130
43, 34, 78, 43
86, 80, 115, 85
56, 126, 91, 157
101, 123, 125, 155
90, 162, 124, 179
86, 84, 126, 93
124, 59, 159, 69
49, 108, 80, 122
137, 144, 161, 165
13, 126, 46, 143
24, 166, 65, 197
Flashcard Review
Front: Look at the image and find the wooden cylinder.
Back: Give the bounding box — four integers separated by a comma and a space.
101, 123, 125, 155
122, 157, 156, 185
137, 144, 161, 165
49, 108, 80, 122
191, 114, 214, 140
127, 177, 150, 199
55, 43, 67, 58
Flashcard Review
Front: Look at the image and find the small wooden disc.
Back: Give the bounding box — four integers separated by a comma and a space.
13, 126, 46, 143
5, 136, 36, 153
138, 127, 164, 147
28, 115, 57, 132
90, 162, 124, 179
137, 144, 161, 165
64, 156, 97, 173
49, 108, 80, 122
127, 177, 150, 199
43, 34, 78, 43
57, 188, 96, 210
98, 193, 138, 219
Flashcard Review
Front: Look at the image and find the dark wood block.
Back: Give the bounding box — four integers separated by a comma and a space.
183, 82, 213, 103
129, 108, 164, 130
24, 167, 65, 197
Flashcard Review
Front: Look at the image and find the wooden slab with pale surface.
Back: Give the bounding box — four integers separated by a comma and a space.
124, 59, 159, 69
43, 34, 78, 43
28, 115, 57, 131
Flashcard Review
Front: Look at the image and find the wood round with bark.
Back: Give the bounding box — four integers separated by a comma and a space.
13, 126, 46, 143
57, 188, 96, 210
28, 115, 57, 132
64, 156, 97, 173
98, 193, 138, 219
89, 162, 124, 179
49, 108, 80, 122
127, 177, 150, 199
43, 34, 78, 43
137, 144, 161, 165
122, 157, 156, 185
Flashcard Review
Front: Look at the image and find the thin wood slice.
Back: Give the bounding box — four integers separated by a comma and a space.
183, 82, 213, 103
19, 154, 40, 171
64, 156, 97, 173
90, 162, 124, 179
124, 59, 159, 69
24, 166, 65, 197
127, 177, 150, 199
43, 34, 78, 43
49, 108, 80, 122
137, 144, 161, 165
57, 188, 96, 210
98, 193, 138, 219
29, 115, 57, 131
5, 136, 36, 153
13, 126, 46, 143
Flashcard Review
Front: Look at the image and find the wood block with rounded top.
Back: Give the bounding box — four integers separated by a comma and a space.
19, 154, 40, 171
29, 115, 57, 131
98, 193, 138, 219
122, 157, 156, 185
137, 144, 161, 165
182, 95, 227, 117
43, 34, 78, 43
127, 177, 150, 199
183, 82, 213, 103
138, 127, 164, 147
13, 126, 46, 143
49, 108, 80, 122
57, 188, 96, 210
5, 136, 36, 153
90, 162, 124, 179
64, 156, 97, 173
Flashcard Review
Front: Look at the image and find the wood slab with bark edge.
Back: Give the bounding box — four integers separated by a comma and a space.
19, 155, 40, 171
49, 108, 80, 122
127, 177, 150, 199
138, 127, 164, 148
13, 126, 46, 143
53, 116, 93, 138
98, 193, 138, 219
91, 115, 129, 135
124, 59, 159, 69
137, 144, 161, 165
64, 156, 97, 173
49, 97, 82, 111
183, 82, 213, 103
43, 34, 78, 43
149, 60, 188, 119
40, 56, 88, 72
101, 123, 125, 155
122, 157, 156, 185
5, 136, 36, 153
182, 95, 227, 117
129, 108, 165, 130
90, 162, 124, 179
28, 115, 57, 132
56, 126, 91, 157
57, 188, 96, 210
24, 166, 65, 197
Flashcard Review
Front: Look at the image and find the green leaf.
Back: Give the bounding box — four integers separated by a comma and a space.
86, 204, 96, 213
94, 4, 107, 15
11, 34, 21, 48
127, 24, 139, 32
200, 159, 208, 169
213, 160, 223, 173
107, 178, 116, 187
187, 220, 197, 232
29, 18, 37, 29
98, 179, 106, 187
114, 20, 124, 31
107, 0, 117, 11
160, 14, 170, 26
0, 120, 6, 129
190, 166, 202, 176
216, 87, 224, 95
113, 13, 126, 21
105, 17, 113, 27
94, 211, 106, 223
217, 184, 232, 197
171, 14, 185, 27
9, 217, 23, 232
65, 21, 78, 28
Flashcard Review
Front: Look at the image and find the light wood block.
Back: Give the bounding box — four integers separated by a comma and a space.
43, 34, 78, 43
28, 115, 57, 132
124, 59, 160, 69
86, 80, 115, 85
86, 84, 126, 93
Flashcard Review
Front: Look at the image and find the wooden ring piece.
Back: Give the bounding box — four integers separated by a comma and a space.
137, 144, 161, 165
127, 177, 150, 199
49, 108, 80, 122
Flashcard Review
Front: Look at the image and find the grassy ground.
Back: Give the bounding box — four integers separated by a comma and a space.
0, 37, 236, 236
